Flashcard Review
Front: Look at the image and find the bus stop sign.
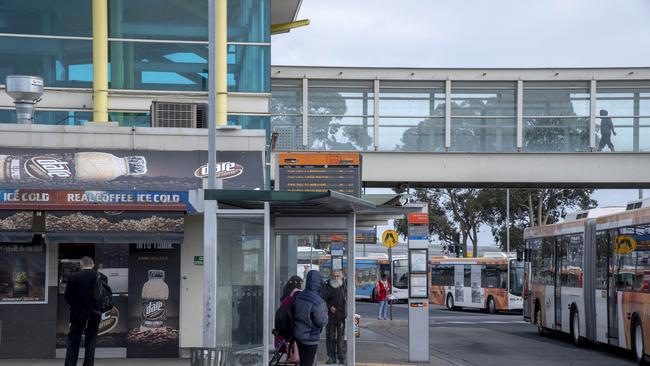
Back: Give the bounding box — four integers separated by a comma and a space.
382, 230, 398, 248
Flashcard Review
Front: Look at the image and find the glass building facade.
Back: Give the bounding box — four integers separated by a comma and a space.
0, 0, 270, 127
271, 76, 650, 153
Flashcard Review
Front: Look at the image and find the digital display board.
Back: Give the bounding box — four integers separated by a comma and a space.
278, 153, 361, 197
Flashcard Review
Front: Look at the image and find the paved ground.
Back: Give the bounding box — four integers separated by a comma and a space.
1, 302, 637, 365
355, 301, 636, 366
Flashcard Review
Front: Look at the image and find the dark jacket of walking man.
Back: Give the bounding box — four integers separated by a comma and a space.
322, 270, 347, 364
598, 109, 617, 151
64, 256, 105, 366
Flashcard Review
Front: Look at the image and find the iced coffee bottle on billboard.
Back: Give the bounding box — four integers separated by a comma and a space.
13, 258, 28, 298
140, 269, 169, 331
0, 152, 146, 182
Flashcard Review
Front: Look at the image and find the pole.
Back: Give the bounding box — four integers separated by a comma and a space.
506, 188, 510, 253
389, 247, 393, 321
640, 189, 644, 200
91, 0, 108, 123
216, 0, 228, 127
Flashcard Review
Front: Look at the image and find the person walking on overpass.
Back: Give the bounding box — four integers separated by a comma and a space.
598, 109, 617, 151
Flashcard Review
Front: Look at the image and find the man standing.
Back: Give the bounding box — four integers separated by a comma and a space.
322, 270, 347, 364
598, 109, 617, 151
64, 256, 104, 366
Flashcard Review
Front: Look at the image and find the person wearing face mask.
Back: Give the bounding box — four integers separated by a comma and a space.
322, 270, 347, 364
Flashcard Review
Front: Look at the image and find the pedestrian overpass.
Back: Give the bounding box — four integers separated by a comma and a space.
270, 66, 650, 188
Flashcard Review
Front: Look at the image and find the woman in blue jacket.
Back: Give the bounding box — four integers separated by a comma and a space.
292, 270, 329, 366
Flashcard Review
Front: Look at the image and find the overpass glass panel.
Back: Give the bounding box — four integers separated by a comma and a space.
308, 116, 373, 151
272, 79, 304, 150
378, 117, 445, 152
450, 118, 516, 152
308, 80, 374, 151
450, 82, 516, 152
596, 82, 650, 152
379, 81, 445, 151
523, 82, 590, 152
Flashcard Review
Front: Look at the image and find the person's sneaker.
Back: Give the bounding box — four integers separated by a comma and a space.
377, 316, 382, 320
326, 358, 336, 364
383, 316, 388, 320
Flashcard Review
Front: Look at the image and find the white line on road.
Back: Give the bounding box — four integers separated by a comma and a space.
434, 320, 527, 324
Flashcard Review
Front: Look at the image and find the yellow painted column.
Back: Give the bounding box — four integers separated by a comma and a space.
92, 0, 109, 123
216, 0, 227, 126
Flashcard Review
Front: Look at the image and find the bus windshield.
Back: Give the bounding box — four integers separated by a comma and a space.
509, 259, 524, 296
393, 259, 409, 289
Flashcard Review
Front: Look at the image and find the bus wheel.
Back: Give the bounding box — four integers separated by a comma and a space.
570, 307, 583, 347
535, 306, 546, 336
487, 296, 497, 314
446, 294, 455, 311
633, 320, 649, 365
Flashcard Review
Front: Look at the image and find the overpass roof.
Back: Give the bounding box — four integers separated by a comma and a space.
271, 0, 303, 32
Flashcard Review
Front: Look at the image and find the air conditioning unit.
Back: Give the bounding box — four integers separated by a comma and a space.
151, 101, 207, 128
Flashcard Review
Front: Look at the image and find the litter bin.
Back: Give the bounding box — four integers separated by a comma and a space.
190, 347, 230, 366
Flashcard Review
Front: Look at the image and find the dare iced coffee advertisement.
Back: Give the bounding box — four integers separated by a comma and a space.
0, 148, 263, 191
0, 241, 46, 303
127, 243, 180, 358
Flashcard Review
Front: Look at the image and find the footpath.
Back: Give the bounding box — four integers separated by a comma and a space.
0, 320, 457, 366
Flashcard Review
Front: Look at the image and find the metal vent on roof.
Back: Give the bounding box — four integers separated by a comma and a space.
151, 101, 197, 128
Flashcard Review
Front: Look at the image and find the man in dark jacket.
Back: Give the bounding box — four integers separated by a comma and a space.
322, 270, 347, 364
64, 256, 104, 366
292, 270, 328, 366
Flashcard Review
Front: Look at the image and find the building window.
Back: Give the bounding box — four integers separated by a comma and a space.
450, 81, 516, 152
108, 0, 269, 43
0, 1, 92, 37
523, 81, 590, 152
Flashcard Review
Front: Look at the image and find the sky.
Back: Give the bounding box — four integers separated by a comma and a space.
272, 0, 650, 68
272, 0, 650, 248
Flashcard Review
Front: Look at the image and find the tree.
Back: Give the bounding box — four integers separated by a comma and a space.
482, 188, 597, 252
396, 188, 492, 257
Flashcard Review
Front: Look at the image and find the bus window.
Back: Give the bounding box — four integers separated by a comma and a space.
509, 259, 524, 296
393, 259, 408, 289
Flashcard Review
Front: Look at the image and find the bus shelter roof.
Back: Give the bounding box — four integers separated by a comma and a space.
204, 189, 376, 214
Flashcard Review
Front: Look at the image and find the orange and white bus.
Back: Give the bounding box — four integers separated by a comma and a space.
523, 205, 650, 364
430, 253, 524, 313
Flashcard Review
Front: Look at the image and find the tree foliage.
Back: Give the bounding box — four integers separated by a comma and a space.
397, 188, 597, 256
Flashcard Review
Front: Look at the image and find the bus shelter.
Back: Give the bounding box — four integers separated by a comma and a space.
201, 189, 378, 366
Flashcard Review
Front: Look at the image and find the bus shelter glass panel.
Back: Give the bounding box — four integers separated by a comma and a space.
217, 216, 265, 365
273, 233, 350, 365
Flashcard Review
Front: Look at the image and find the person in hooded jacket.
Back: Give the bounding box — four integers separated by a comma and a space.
292, 270, 328, 366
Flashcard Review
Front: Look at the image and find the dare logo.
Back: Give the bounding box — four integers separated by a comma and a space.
194, 162, 243, 180
24, 156, 72, 180
142, 300, 166, 320
98, 306, 119, 336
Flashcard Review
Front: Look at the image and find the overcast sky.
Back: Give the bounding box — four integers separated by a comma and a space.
272, 0, 650, 68
274, 1, 650, 248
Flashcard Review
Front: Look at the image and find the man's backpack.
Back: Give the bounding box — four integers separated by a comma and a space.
274, 301, 294, 340
92, 273, 114, 314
